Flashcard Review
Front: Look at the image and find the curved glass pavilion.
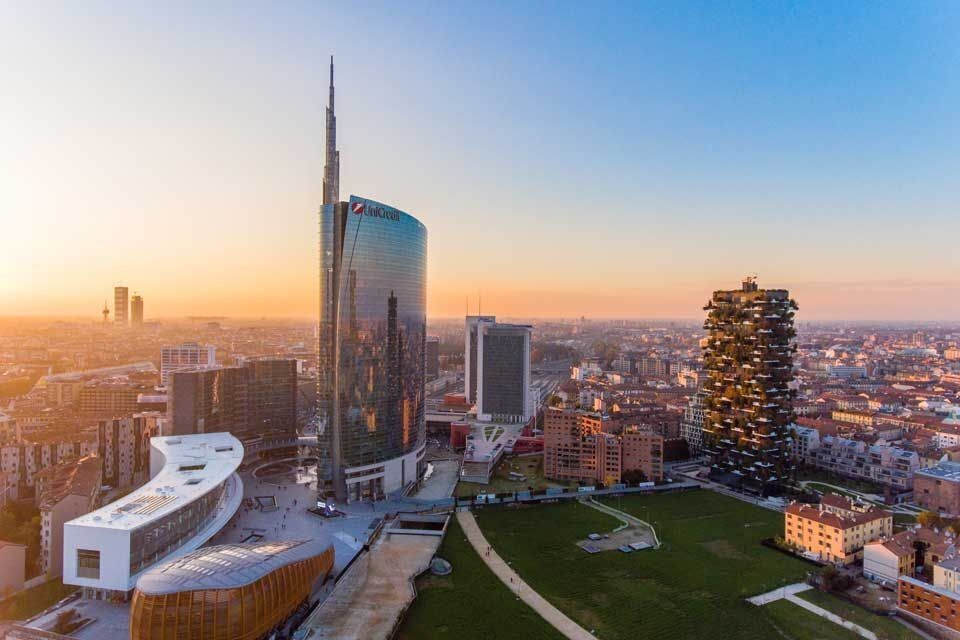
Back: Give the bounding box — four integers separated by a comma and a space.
318, 195, 427, 501
130, 538, 334, 640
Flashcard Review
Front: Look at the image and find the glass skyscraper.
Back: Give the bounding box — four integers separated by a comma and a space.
318, 196, 427, 501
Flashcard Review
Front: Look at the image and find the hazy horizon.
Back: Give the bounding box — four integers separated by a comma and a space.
3, 2, 958, 321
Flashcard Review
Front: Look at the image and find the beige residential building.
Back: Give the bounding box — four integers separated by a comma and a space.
785, 493, 893, 565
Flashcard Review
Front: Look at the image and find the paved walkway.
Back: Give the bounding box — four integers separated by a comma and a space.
584, 498, 661, 548
747, 583, 878, 640
456, 511, 595, 640
746, 582, 812, 606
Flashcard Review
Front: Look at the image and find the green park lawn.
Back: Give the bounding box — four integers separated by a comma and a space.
760, 600, 863, 640
796, 589, 921, 640
395, 517, 564, 640
475, 490, 818, 639
0, 579, 76, 622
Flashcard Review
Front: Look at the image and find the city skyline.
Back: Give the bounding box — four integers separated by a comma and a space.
3, 2, 959, 321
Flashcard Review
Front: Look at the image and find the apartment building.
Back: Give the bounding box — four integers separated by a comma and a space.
784, 494, 893, 565
35, 455, 101, 577
543, 407, 663, 485
805, 435, 918, 491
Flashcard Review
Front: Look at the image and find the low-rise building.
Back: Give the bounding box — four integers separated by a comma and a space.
62, 432, 243, 598
35, 455, 101, 577
784, 494, 893, 565
914, 461, 960, 516
899, 564, 960, 635
805, 435, 918, 492
863, 526, 952, 586
0, 540, 26, 598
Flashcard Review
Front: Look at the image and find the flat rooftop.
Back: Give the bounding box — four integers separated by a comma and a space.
67, 433, 243, 531
917, 461, 960, 481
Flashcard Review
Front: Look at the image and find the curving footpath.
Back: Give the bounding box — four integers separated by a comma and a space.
456, 510, 596, 640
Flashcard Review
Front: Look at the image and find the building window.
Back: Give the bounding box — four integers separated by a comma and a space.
77, 549, 100, 579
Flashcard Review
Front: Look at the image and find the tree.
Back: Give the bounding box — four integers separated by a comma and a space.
918, 510, 945, 529
547, 394, 563, 408
621, 469, 648, 486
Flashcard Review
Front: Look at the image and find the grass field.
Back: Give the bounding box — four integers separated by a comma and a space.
475, 490, 817, 639
796, 469, 884, 494
796, 589, 921, 640
760, 600, 863, 639
0, 579, 76, 622
395, 517, 564, 640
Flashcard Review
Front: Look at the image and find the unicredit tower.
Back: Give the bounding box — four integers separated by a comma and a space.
317, 58, 427, 502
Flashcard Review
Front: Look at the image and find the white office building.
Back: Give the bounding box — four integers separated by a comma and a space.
160, 343, 217, 387
464, 316, 496, 405
62, 432, 243, 598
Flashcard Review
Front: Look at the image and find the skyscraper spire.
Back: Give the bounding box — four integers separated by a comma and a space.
322, 55, 340, 205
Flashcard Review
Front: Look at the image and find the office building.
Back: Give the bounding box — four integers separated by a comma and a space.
130, 294, 144, 325
168, 360, 296, 438
243, 358, 298, 433
114, 286, 129, 325
35, 455, 101, 577
464, 315, 496, 404
160, 342, 216, 387
317, 60, 427, 502
79, 381, 150, 417
476, 322, 532, 424
130, 538, 334, 640
701, 277, 798, 495
63, 433, 243, 598
426, 335, 440, 378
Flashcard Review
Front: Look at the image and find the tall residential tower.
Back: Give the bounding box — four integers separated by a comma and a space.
701, 277, 798, 495
114, 287, 129, 325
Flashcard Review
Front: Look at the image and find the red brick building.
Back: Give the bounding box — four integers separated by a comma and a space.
914, 461, 960, 516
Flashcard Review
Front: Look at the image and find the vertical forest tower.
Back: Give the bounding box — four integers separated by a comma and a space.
701, 278, 798, 495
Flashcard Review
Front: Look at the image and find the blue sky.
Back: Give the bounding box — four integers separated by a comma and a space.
1, 2, 958, 319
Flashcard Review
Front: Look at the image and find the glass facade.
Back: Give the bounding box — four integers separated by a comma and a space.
128, 481, 227, 576
130, 540, 334, 640
481, 333, 526, 418
318, 196, 427, 495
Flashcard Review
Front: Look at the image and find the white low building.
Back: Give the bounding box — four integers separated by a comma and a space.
62, 432, 243, 598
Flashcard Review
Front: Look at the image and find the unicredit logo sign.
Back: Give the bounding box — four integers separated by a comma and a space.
352, 202, 400, 221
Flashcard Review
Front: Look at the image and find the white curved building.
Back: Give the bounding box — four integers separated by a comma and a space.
63, 432, 243, 598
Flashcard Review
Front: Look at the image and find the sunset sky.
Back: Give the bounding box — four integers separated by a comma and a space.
2, 2, 958, 321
